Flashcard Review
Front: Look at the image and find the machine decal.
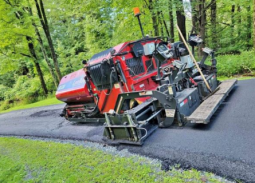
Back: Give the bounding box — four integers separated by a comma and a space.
139, 91, 153, 96
114, 83, 120, 89
168, 86, 173, 95
180, 99, 188, 107
165, 109, 175, 117
139, 84, 145, 88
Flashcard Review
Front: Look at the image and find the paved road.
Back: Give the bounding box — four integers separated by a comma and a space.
0, 79, 255, 182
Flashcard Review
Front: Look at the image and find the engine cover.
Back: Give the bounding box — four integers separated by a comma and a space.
56, 69, 93, 104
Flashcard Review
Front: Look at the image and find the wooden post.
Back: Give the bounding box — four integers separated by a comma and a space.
176, 24, 212, 92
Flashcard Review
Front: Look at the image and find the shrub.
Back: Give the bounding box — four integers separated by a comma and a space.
0, 85, 10, 100
0, 100, 14, 111
216, 51, 255, 76
4, 76, 41, 101
0, 74, 57, 111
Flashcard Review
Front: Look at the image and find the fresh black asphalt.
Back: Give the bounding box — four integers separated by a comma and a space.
0, 79, 255, 182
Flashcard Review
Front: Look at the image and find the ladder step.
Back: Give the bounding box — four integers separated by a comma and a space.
187, 79, 237, 124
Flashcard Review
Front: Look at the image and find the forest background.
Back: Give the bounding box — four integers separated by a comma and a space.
0, 0, 254, 111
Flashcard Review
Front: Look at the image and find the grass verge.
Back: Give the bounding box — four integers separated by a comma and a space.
0, 97, 63, 114
218, 75, 255, 81
0, 137, 226, 183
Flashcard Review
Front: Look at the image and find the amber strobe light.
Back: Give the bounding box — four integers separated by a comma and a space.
133, 7, 141, 17
133, 7, 144, 38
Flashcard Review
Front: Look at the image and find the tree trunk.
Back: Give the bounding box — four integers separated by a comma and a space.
231, 5, 235, 45
149, 0, 159, 36
26, 6, 59, 88
34, 24, 59, 88
169, 0, 174, 42
158, 11, 164, 37
190, 0, 199, 33
246, 5, 252, 48
26, 36, 48, 95
198, 0, 206, 55
34, 0, 62, 81
237, 5, 241, 37
199, 0, 206, 41
176, 0, 186, 41
160, 11, 170, 37
211, 0, 217, 49
253, 0, 255, 50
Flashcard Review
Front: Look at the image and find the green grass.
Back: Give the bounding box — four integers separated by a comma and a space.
218, 75, 255, 81
0, 97, 63, 114
0, 137, 225, 183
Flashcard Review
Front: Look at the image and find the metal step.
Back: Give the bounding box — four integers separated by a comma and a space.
186, 79, 237, 124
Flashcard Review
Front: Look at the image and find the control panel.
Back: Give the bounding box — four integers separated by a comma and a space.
156, 44, 173, 59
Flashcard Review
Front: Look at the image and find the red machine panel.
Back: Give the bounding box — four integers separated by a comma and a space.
56, 38, 175, 114
56, 69, 94, 104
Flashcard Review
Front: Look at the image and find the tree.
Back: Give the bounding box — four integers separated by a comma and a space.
254, 0, 255, 50
34, 0, 62, 81
231, 5, 235, 45
210, 0, 217, 49
25, 5, 59, 88
26, 36, 48, 95
176, 0, 186, 41
168, 0, 174, 42
191, 0, 207, 55
148, 0, 159, 36
158, 11, 164, 37
198, 0, 206, 49
191, 0, 198, 33
160, 11, 170, 37
246, 5, 252, 48
33, 23, 59, 88
1, 0, 48, 95
237, 5, 241, 37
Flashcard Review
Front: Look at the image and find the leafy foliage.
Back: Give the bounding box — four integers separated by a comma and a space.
0, 85, 10, 101
0, 0, 254, 109
217, 51, 255, 76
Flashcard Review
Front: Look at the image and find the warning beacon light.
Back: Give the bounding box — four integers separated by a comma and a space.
133, 7, 145, 38
133, 7, 141, 17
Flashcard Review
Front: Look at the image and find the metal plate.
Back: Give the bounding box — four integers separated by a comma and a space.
165, 109, 175, 117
